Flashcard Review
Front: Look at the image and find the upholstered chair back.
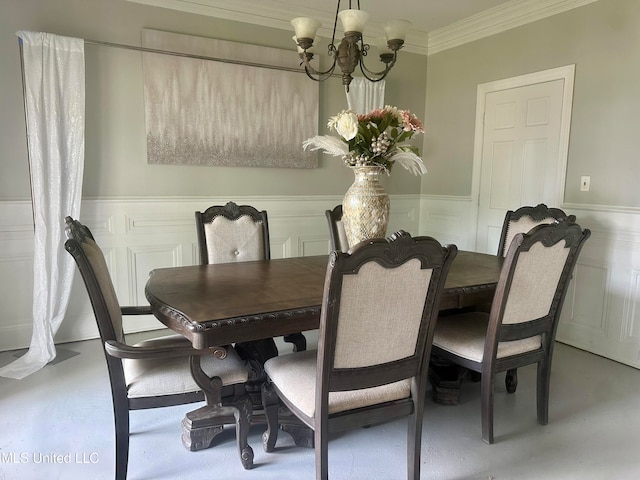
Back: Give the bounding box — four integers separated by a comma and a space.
500, 241, 570, 326
64, 217, 124, 344
204, 215, 265, 264
195, 202, 270, 265
332, 259, 432, 369
498, 204, 574, 257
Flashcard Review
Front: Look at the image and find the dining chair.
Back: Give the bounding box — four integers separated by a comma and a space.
494, 203, 575, 393
432, 220, 590, 444
325, 204, 348, 252
64, 216, 254, 479
261, 231, 457, 480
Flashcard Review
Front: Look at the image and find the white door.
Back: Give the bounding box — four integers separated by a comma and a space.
473, 67, 574, 254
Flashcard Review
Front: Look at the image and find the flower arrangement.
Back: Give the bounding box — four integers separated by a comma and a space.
303, 106, 426, 175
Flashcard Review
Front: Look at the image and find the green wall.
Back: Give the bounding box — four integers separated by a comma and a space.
0, 0, 428, 200
423, 0, 640, 208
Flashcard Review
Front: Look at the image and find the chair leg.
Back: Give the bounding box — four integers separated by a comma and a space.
481, 368, 496, 444
261, 382, 279, 452
315, 425, 329, 480
235, 395, 254, 469
537, 360, 551, 425
407, 398, 422, 480
113, 400, 129, 480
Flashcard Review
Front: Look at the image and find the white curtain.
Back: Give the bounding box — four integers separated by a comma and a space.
346, 77, 385, 113
0, 32, 85, 379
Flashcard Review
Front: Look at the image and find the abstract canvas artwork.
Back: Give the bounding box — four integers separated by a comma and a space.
141, 29, 319, 168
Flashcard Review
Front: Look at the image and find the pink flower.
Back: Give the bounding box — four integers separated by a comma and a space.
400, 110, 424, 133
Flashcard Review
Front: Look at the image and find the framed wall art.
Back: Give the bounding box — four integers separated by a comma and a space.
141, 29, 319, 168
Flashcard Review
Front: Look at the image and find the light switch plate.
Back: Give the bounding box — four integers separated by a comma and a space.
580, 176, 590, 192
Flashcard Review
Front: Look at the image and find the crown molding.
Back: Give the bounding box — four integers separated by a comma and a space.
123, 0, 429, 54
427, 0, 600, 55
125, 0, 598, 57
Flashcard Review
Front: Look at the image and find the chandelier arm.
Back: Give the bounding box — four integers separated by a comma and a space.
300, 55, 338, 81
358, 54, 397, 82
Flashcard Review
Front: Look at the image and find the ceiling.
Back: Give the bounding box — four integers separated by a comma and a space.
125, 0, 598, 55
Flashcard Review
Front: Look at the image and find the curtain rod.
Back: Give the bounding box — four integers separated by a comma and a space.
84, 38, 309, 75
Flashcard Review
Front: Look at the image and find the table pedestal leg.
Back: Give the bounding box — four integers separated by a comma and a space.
428, 355, 468, 405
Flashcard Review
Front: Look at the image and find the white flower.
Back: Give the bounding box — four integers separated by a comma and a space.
328, 110, 358, 141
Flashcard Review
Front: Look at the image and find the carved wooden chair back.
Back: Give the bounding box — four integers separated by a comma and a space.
497, 203, 575, 257
64, 216, 252, 478
433, 220, 590, 444
195, 201, 270, 265
325, 204, 349, 252
262, 231, 457, 479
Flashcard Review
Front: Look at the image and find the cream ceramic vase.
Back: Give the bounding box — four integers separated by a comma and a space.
342, 166, 390, 247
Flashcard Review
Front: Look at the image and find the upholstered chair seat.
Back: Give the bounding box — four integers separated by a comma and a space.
433, 313, 541, 364
124, 334, 248, 398
265, 350, 412, 418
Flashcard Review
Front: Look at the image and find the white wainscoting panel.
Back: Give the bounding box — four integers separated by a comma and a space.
418, 195, 477, 250
0, 201, 36, 352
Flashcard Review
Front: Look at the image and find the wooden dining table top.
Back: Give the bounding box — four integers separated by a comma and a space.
145, 250, 503, 350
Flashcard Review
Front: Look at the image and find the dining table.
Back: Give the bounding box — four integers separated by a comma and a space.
145, 250, 503, 447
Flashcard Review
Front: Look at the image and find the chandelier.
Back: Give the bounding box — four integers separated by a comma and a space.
290, 1, 410, 91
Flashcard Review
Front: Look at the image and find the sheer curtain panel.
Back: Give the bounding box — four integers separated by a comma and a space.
346, 77, 385, 113
0, 32, 85, 379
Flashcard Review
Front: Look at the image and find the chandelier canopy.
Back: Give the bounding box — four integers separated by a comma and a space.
290, 1, 410, 91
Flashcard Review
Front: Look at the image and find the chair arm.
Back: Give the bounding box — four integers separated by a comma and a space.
104, 339, 228, 360
120, 305, 153, 316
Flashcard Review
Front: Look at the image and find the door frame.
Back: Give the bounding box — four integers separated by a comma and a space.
469, 64, 576, 250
